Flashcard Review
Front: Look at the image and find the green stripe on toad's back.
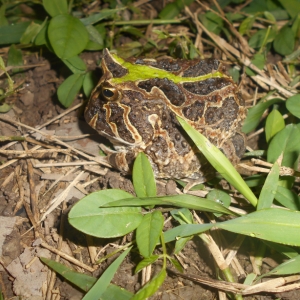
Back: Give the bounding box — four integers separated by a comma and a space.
111, 53, 226, 84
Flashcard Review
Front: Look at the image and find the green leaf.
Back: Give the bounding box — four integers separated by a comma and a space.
131, 269, 166, 300
257, 162, 279, 210
164, 223, 213, 243
177, 117, 258, 207
20, 22, 42, 44
275, 186, 300, 210
248, 28, 276, 49
0, 22, 30, 45
133, 152, 157, 198
0, 103, 12, 113
239, 15, 256, 35
136, 211, 164, 258
286, 94, 300, 118
159, 0, 195, 19
68, 189, 143, 238
103, 194, 237, 215
245, 53, 266, 76
135, 255, 160, 274
267, 124, 300, 169
263, 240, 299, 259
258, 255, 300, 280
174, 236, 193, 254
100, 284, 133, 300
0, 4, 8, 27
218, 208, 300, 246
48, 15, 89, 59
242, 98, 283, 133
170, 208, 193, 225
273, 26, 295, 56
85, 24, 105, 51
265, 109, 285, 142
80, 9, 124, 26
7, 44, 23, 72
83, 72, 97, 97
168, 257, 184, 273
206, 189, 231, 208
57, 73, 84, 107
62, 56, 87, 74
277, 0, 300, 18
40, 257, 96, 291
83, 247, 131, 300
43, 0, 68, 17
34, 22, 49, 46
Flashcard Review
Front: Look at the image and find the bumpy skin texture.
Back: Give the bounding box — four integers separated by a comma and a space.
85, 49, 247, 180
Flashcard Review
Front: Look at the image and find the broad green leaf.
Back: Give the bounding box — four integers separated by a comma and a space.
277, 0, 300, 18
164, 223, 213, 243
286, 94, 300, 118
7, 44, 23, 73
48, 15, 89, 59
199, 11, 223, 35
263, 240, 299, 259
218, 208, 300, 246
159, 0, 195, 19
131, 269, 166, 300
265, 109, 285, 142
85, 24, 105, 51
257, 162, 279, 210
83, 72, 97, 97
83, 247, 131, 300
136, 211, 164, 258
242, 98, 283, 133
264, 11, 276, 23
267, 124, 300, 169
100, 284, 133, 300
206, 189, 231, 208
133, 152, 157, 198
40, 257, 96, 291
34, 22, 48, 46
258, 255, 300, 280
135, 255, 160, 273
0, 103, 12, 113
275, 186, 300, 211
239, 15, 256, 35
0, 5, 8, 27
43, 0, 68, 17
103, 194, 237, 215
177, 117, 258, 207
20, 22, 41, 44
80, 9, 124, 26
68, 189, 143, 238
248, 28, 276, 49
0, 22, 30, 45
62, 56, 87, 74
57, 73, 84, 107
273, 26, 295, 56
246, 53, 266, 76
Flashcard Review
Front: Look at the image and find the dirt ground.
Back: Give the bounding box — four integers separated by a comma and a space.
0, 51, 299, 300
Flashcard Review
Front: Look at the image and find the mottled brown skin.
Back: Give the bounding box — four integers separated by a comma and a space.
85, 49, 247, 180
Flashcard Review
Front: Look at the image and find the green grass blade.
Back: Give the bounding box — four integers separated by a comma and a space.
177, 116, 258, 207
83, 247, 131, 300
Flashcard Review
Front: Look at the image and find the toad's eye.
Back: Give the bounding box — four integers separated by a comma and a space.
103, 89, 114, 98
101, 86, 119, 101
